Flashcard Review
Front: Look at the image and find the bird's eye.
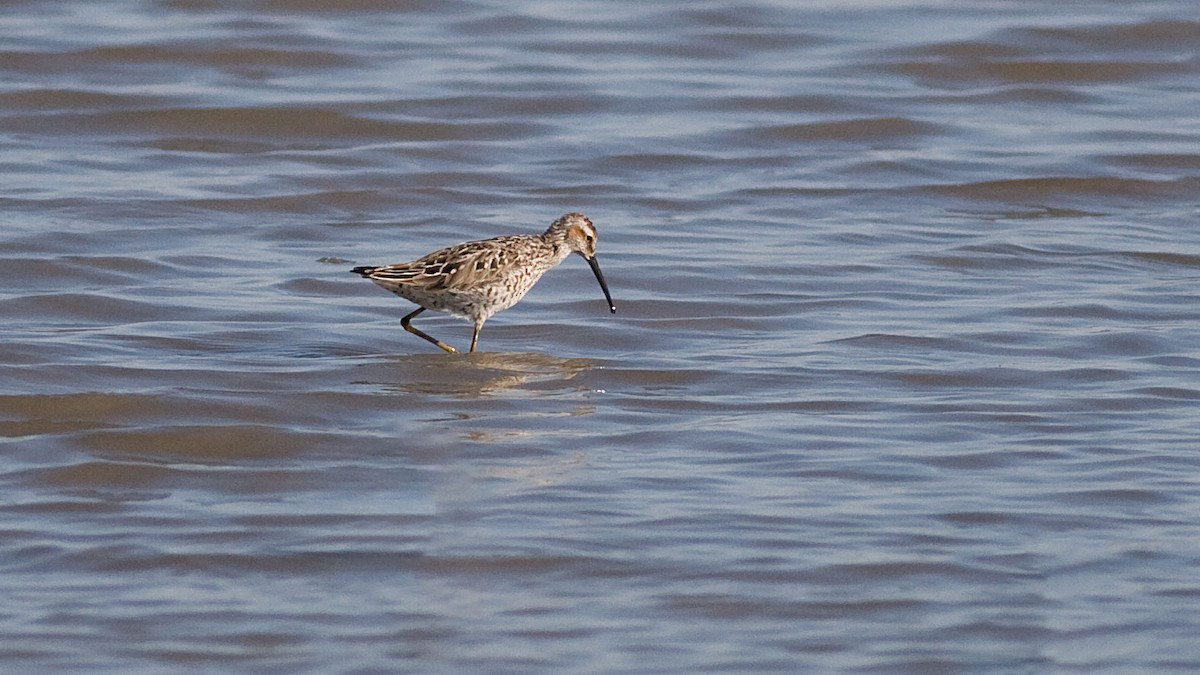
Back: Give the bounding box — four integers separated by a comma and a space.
585, 235, 594, 243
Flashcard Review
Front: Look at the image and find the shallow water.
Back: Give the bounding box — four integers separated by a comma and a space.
3, 0, 1200, 672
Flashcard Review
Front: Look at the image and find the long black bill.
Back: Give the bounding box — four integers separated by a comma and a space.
587, 256, 617, 314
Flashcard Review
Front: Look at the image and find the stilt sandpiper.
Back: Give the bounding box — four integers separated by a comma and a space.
352, 212, 616, 353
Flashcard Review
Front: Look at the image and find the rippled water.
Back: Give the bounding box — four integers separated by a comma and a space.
3, 0, 1200, 671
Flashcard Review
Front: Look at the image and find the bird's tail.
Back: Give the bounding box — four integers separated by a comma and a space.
351, 265, 377, 277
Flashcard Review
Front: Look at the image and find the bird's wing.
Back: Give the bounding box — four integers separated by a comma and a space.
365, 237, 529, 292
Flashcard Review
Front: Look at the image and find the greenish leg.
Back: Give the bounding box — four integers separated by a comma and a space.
401, 307, 458, 354
469, 321, 483, 353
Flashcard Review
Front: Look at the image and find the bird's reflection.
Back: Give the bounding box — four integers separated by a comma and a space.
359, 351, 598, 399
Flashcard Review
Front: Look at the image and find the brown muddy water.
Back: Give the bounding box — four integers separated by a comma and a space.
3, 0, 1200, 672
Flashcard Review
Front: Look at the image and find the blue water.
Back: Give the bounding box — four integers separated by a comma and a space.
2, 0, 1200, 672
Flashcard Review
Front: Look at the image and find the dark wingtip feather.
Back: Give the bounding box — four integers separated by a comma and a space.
351, 265, 376, 277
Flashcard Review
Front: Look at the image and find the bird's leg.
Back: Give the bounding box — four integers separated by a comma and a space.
401, 308, 459, 354
469, 321, 483, 353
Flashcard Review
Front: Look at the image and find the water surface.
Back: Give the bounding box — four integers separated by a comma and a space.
3, 0, 1200, 672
